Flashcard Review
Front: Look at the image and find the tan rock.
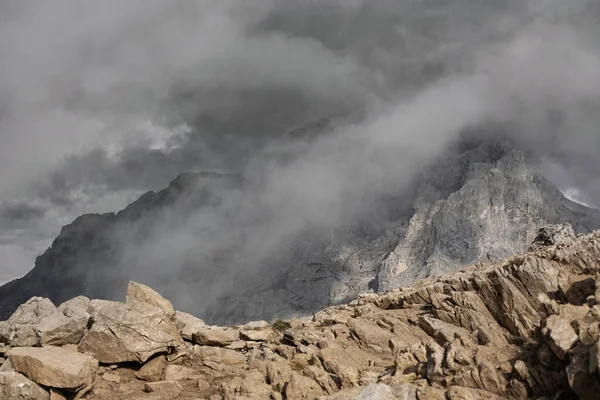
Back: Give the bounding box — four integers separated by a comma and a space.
102, 372, 121, 383
8, 346, 98, 389
36, 313, 88, 346
285, 371, 325, 399
57, 296, 90, 318
240, 328, 277, 342
239, 370, 272, 399
544, 316, 578, 360
193, 328, 238, 347
49, 388, 68, 400
143, 380, 183, 397
447, 386, 505, 400
126, 281, 175, 316
78, 299, 181, 363
244, 320, 270, 330
163, 364, 195, 381
0, 371, 49, 400
135, 355, 166, 382
174, 311, 206, 341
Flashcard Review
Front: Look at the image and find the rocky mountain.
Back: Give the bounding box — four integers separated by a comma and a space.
1, 225, 600, 399
0, 132, 599, 324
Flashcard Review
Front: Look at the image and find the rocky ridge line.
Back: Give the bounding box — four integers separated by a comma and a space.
1, 224, 600, 399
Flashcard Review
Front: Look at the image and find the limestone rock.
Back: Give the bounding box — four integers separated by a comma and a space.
143, 380, 183, 397
530, 223, 576, 249
174, 311, 206, 341
8, 346, 98, 389
36, 313, 88, 346
78, 298, 181, 363
135, 355, 166, 382
193, 328, 238, 347
544, 316, 579, 360
57, 296, 90, 318
0, 297, 59, 347
126, 281, 175, 316
0, 371, 49, 400
163, 364, 195, 381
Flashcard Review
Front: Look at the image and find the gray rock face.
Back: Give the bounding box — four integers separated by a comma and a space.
377, 141, 599, 292
0, 136, 598, 325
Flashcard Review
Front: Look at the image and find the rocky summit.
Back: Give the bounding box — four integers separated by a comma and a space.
0, 226, 599, 399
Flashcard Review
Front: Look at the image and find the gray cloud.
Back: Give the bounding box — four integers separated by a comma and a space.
0, 0, 599, 291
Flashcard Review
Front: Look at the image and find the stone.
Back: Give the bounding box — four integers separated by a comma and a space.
285, 371, 325, 399
78, 298, 181, 363
126, 281, 175, 316
135, 355, 166, 382
143, 380, 183, 397
544, 316, 578, 360
163, 364, 195, 381
175, 311, 206, 341
0, 371, 49, 400
240, 329, 277, 342
57, 296, 90, 318
102, 372, 121, 383
244, 320, 270, 330
8, 346, 98, 389
530, 223, 576, 249
49, 388, 68, 400
193, 328, 238, 347
36, 313, 88, 346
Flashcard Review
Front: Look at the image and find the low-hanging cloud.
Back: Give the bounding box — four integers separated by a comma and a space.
1, 0, 599, 308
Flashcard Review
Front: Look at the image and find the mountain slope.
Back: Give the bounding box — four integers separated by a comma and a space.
0, 135, 598, 323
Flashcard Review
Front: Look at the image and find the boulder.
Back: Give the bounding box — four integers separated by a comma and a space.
530, 223, 576, 249
135, 355, 166, 382
126, 282, 175, 316
174, 311, 206, 341
36, 313, 88, 346
193, 328, 238, 347
0, 297, 58, 347
544, 316, 579, 360
240, 329, 277, 342
78, 298, 181, 363
143, 380, 183, 397
0, 371, 49, 400
163, 364, 195, 381
8, 346, 98, 389
57, 296, 90, 318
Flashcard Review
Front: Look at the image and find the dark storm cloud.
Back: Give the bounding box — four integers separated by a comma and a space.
0, 0, 599, 287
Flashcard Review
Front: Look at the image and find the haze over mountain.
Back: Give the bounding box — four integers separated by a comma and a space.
1, 1, 600, 322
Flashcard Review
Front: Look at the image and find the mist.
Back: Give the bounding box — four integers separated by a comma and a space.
1, 1, 599, 315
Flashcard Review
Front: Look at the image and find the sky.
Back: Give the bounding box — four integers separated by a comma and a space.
0, 0, 600, 286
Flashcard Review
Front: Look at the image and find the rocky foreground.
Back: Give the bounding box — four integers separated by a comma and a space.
1, 226, 600, 399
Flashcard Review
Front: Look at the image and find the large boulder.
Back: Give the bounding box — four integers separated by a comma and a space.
174, 311, 206, 341
36, 313, 89, 346
0, 298, 58, 347
78, 282, 181, 363
57, 296, 90, 318
530, 223, 576, 250
8, 346, 98, 390
0, 371, 49, 400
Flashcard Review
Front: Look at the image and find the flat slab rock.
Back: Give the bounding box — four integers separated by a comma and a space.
8, 346, 98, 390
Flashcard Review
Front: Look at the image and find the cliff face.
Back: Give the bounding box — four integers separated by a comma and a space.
1, 227, 600, 399
0, 135, 598, 324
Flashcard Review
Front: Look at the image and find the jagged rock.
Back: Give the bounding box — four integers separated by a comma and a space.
244, 320, 270, 330
36, 313, 88, 346
0, 297, 59, 347
78, 288, 181, 363
285, 371, 325, 399
0, 371, 49, 400
530, 223, 576, 249
57, 296, 90, 318
143, 380, 183, 397
8, 346, 98, 389
135, 355, 166, 382
126, 282, 175, 316
544, 316, 579, 360
239, 328, 276, 342
163, 364, 195, 381
102, 372, 120, 383
174, 311, 206, 341
192, 328, 238, 347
